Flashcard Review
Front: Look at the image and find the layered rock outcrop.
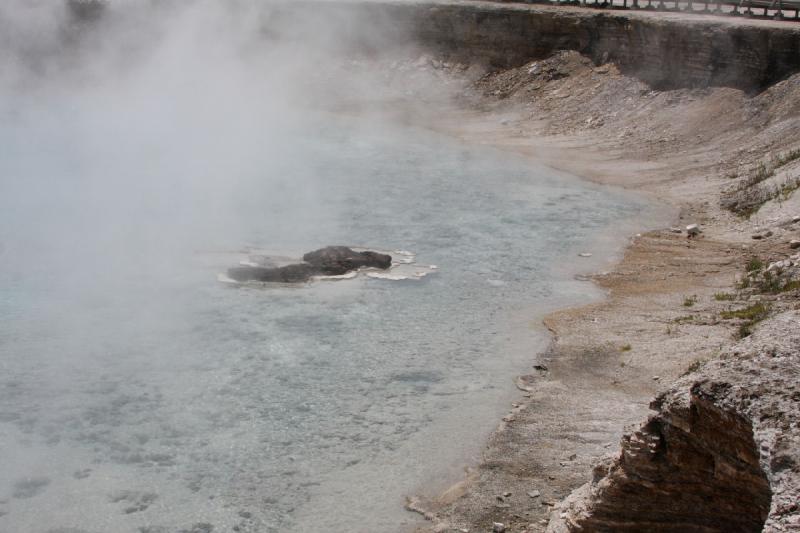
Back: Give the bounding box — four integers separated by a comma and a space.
72, 0, 800, 91
278, 0, 800, 91
547, 311, 800, 532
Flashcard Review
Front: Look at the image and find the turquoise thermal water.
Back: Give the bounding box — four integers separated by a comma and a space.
0, 109, 648, 532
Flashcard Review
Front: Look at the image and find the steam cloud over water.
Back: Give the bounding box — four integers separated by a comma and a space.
0, 2, 648, 532
1, 0, 344, 272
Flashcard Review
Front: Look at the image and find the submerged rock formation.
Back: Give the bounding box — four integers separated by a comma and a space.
302, 246, 392, 273
547, 311, 800, 532
226, 246, 392, 283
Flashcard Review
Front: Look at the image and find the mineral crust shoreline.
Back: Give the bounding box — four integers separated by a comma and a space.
274, 2, 800, 529
362, 9, 800, 533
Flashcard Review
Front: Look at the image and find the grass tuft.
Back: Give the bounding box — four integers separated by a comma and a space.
771, 147, 800, 169
720, 302, 770, 321
720, 302, 771, 338
746, 257, 764, 273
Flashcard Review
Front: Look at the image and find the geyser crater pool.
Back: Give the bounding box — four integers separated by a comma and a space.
0, 115, 650, 533
0, 2, 655, 531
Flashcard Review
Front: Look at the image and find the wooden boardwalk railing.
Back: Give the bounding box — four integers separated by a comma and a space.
540, 0, 800, 21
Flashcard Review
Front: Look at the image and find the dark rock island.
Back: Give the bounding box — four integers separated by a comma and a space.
227, 246, 392, 283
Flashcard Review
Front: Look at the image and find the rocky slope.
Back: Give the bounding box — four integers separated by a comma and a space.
548, 310, 800, 532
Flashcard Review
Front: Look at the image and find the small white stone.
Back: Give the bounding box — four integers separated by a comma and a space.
686, 224, 701, 236
492, 522, 506, 533
578, 252, 593, 257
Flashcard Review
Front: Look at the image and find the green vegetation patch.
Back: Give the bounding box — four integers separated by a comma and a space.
720, 302, 771, 338
720, 302, 770, 321
750, 271, 800, 294
746, 257, 764, 273
771, 147, 800, 169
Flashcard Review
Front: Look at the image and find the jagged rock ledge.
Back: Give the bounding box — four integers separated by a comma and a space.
547, 311, 800, 533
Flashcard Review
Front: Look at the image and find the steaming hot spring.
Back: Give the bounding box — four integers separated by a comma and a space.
0, 1, 647, 532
